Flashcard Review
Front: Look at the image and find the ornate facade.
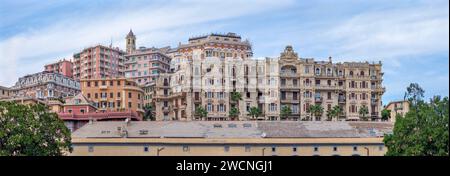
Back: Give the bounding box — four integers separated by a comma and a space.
153, 45, 385, 121
9, 71, 80, 100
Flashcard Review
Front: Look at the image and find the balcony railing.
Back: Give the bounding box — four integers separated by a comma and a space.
315, 97, 323, 102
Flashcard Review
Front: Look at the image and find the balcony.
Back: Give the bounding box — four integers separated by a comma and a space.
315, 85, 336, 90
314, 97, 323, 103
99, 85, 108, 89
338, 97, 346, 103
162, 106, 170, 112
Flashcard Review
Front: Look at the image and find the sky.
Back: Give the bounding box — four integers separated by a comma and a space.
0, 0, 448, 105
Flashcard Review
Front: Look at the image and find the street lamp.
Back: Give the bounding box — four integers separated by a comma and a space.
157, 147, 165, 156
364, 147, 369, 156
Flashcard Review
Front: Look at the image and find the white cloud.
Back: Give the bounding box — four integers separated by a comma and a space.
0, 0, 294, 86
323, 5, 449, 61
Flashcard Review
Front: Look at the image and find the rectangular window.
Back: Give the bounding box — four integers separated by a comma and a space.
353, 146, 358, 151
224, 146, 230, 152
245, 146, 251, 152
333, 146, 338, 152
144, 146, 149, 152
293, 147, 297, 152
88, 146, 94, 153
314, 147, 319, 152
128, 102, 132, 108
183, 146, 189, 152
271, 147, 276, 152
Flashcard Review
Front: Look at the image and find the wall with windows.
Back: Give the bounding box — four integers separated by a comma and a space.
70, 139, 386, 156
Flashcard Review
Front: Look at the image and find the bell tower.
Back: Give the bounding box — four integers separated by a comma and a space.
126, 29, 136, 54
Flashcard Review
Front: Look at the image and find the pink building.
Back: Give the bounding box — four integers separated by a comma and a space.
44, 59, 73, 78
72, 45, 126, 81
58, 93, 142, 132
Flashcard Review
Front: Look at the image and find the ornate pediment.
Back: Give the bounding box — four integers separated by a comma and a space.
280, 45, 298, 61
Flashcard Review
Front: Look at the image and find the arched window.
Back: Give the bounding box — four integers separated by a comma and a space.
349, 71, 354, 77
360, 71, 365, 76
315, 68, 321, 75
327, 68, 331, 75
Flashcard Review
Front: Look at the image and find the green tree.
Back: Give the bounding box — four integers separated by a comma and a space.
195, 106, 208, 120
359, 105, 369, 121
280, 106, 292, 120
384, 84, 449, 156
381, 109, 391, 121
403, 83, 424, 107
0, 102, 72, 156
330, 105, 342, 121
230, 91, 243, 120
248, 107, 262, 120
309, 104, 324, 121
229, 107, 240, 120
143, 104, 154, 121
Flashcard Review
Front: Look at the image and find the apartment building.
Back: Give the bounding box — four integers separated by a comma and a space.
124, 30, 172, 86
0, 86, 10, 99
73, 45, 126, 80
79, 77, 144, 117
384, 100, 410, 122
153, 45, 385, 121
44, 58, 73, 78
70, 121, 393, 156
9, 71, 80, 100
171, 32, 253, 71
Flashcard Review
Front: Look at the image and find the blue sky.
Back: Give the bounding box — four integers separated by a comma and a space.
0, 0, 448, 105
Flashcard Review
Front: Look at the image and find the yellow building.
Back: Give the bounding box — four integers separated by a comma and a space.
70, 121, 393, 156
384, 100, 410, 123
79, 77, 144, 116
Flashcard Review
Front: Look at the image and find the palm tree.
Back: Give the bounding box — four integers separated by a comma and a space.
359, 105, 369, 121
280, 106, 292, 120
229, 107, 240, 121
230, 91, 243, 120
143, 104, 154, 121
195, 106, 208, 121
248, 107, 262, 120
331, 105, 342, 121
309, 104, 324, 121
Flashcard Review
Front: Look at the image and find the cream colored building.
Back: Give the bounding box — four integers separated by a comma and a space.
384, 100, 410, 122
70, 121, 393, 156
0, 86, 11, 99
153, 45, 385, 121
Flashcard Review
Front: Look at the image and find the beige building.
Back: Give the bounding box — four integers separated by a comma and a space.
384, 100, 410, 122
153, 45, 385, 121
70, 121, 393, 156
79, 77, 144, 116
0, 86, 11, 99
